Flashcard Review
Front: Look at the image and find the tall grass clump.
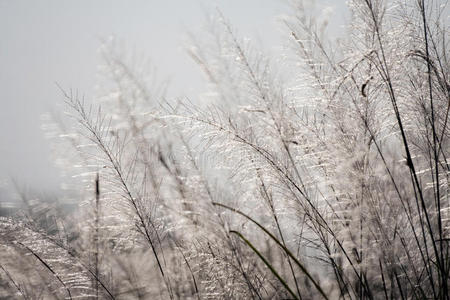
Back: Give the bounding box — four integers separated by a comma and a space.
1, 0, 449, 299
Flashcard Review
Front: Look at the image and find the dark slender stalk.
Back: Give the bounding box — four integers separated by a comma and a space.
213, 202, 329, 299
18, 242, 72, 300
173, 241, 200, 300
230, 230, 300, 300
0, 264, 28, 300
419, 1, 447, 297
95, 173, 100, 300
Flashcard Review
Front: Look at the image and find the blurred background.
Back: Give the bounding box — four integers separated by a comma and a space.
0, 0, 346, 202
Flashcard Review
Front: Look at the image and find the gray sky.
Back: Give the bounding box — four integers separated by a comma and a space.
0, 0, 346, 195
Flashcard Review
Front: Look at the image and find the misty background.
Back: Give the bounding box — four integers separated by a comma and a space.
0, 0, 346, 200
